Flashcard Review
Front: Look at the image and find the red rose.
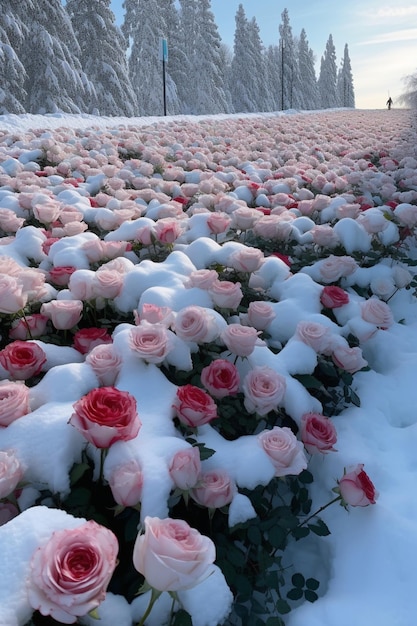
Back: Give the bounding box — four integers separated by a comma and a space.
320, 286, 350, 308
173, 384, 218, 428
69, 386, 141, 448
73, 328, 113, 355
0, 340, 47, 380
200, 359, 240, 399
300, 412, 337, 454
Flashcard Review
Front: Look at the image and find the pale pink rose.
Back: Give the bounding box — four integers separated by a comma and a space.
58, 207, 83, 225
392, 266, 412, 289
338, 464, 378, 506
61, 221, 88, 237
295, 321, 333, 354
0, 208, 25, 233
242, 366, 287, 416
173, 306, 219, 344
85, 343, 122, 386
136, 303, 173, 326
173, 384, 218, 427
332, 345, 368, 373
253, 215, 282, 239
221, 324, 260, 357
0, 340, 47, 380
100, 240, 130, 260
0, 275, 27, 314
69, 386, 141, 448
200, 359, 240, 399
394, 203, 417, 227
81, 239, 105, 263
48, 266, 77, 287
361, 298, 394, 328
319, 255, 358, 283
129, 323, 173, 364
232, 207, 264, 230
335, 203, 361, 219
229, 247, 264, 273
92, 269, 124, 299
135, 225, 155, 246
0, 501, 19, 526
0, 380, 30, 426
369, 276, 396, 300
133, 516, 216, 592
258, 426, 307, 477
108, 460, 143, 507
169, 447, 201, 490
28, 520, 118, 623
32, 199, 61, 224
18, 268, 47, 302
73, 327, 112, 355
9, 314, 48, 340
154, 217, 183, 244
0, 256, 22, 277
207, 212, 231, 235
320, 286, 350, 308
68, 270, 96, 300
190, 469, 237, 509
357, 208, 389, 234
209, 280, 243, 309
247, 301, 276, 330
0, 449, 23, 499
185, 269, 219, 289
300, 413, 337, 454
310, 225, 340, 248
41, 300, 83, 330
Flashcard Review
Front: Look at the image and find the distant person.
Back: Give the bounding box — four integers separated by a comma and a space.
386, 97, 393, 110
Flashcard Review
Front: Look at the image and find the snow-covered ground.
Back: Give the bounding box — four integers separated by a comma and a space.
1, 108, 417, 626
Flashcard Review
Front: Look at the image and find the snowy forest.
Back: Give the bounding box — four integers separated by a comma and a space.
0, 0, 355, 117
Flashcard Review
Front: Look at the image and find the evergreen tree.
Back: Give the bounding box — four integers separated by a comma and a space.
337, 43, 355, 108
265, 44, 282, 111
158, 0, 184, 115
0, 0, 27, 113
229, 4, 256, 112
399, 72, 417, 108
278, 9, 300, 110
176, 0, 197, 113
247, 17, 273, 111
66, 0, 137, 116
318, 34, 338, 109
297, 29, 319, 110
16, 0, 94, 113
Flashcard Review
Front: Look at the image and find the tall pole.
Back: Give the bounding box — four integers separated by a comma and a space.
162, 56, 167, 116
281, 40, 284, 111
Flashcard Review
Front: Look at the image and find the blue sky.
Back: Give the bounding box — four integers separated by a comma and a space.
109, 1, 417, 109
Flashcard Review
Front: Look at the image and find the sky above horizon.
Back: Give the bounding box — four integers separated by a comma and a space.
108, 0, 417, 110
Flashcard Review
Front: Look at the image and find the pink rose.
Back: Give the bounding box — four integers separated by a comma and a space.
154, 217, 183, 244
185, 269, 219, 289
173, 384, 218, 427
68, 270, 96, 300
129, 323, 173, 364
332, 345, 368, 373
108, 460, 143, 507
361, 298, 394, 328
93, 269, 124, 299
33, 199, 61, 224
85, 344, 122, 386
40, 300, 83, 330
258, 426, 307, 477
28, 520, 118, 623
190, 469, 236, 509
0, 340, 47, 380
0, 275, 27, 314
207, 212, 231, 235
394, 203, 417, 227
69, 386, 141, 448
232, 207, 264, 230
133, 516, 216, 592
338, 464, 378, 506
73, 327, 113, 355
295, 321, 333, 354
0, 449, 23, 499
200, 359, 240, 399
320, 286, 350, 308
169, 447, 201, 490
242, 366, 287, 416
300, 412, 337, 454
310, 224, 340, 248
221, 324, 260, 357
0, 380, 30, 426
229, 247, 264, 273
48, 266, 77, 287
9, 314, 49, 340
319, 255, 358, 283
18, 268, 47, 302
209, 279, 243, 309
247, 301, 276, 331
173, 306, 219, 343
137, 303, 173, 326
0, 208, 25, 233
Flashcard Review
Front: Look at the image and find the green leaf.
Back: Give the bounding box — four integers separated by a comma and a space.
287, 587, 304, 601
291, 573, 305, 588
306, 577, 320, 591
308, 519, 331, 536
304, 589, 319, 603
266, 618, 286, 626
275, 599, 291, 615
70, 462, 90, 486
268, 525, 286, 549
293, 374, 322, 389
350, 389, 361, 407
247, 524, 262, 545
291, 526, 310, 540
88, 607, 100, 620
298, 470, 314, 484
172, 609, 193, 626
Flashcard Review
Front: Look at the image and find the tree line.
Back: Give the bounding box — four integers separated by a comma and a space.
0, 0, 355, 117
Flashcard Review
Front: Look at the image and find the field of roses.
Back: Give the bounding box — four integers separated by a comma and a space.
0, 108, 416, 626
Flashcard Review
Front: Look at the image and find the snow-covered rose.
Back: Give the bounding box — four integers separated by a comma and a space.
185, 269, 219, 290
361, 298, 394, 328
300, 412, 337, 454
209, 279, 243, 309
319, 255, 358, 283
229, 247, 264, 273
169, 447, 201, 490
258, 426, 307, 477
232, 207, 264, 230
48, 266, 76, 287
41, 300, 83, 330
133, 516, 216, 592
28, 521, 118, 623
0, 275, 27, 314
247, 301, 276, 330
0, 449, 23, 499
0, 340, 47, 380
0, 380, 30, 426
129, 323, 173, 364
221, 323, 260, 357
93, 269, 124, 299
85, 343, 122, 386
207, 211, 231, 235
332, 345, 368, 373
9, 314, 49, 340
338, 464, 378, 507
242, 366, 287, 416
73, 327, 112, 355
295, 320, 333, 354
200, 358, 240, 399
310, 224, 340, 247
68, 269, 96, 300
154, 217, 183, 244
173, 306, 220, 343
394, 203, 417, 227
137, 303, 173, 326
191, 469, 237, 509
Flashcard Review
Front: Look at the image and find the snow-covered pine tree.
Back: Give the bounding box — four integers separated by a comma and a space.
297, 28, 319, 110
66, 0, 137, 116
247, 17, 274, 112
157, 0, 184, 115
318, 34, 338, 109
337, 43, 355, 108
265, 44, 282, 111
278, 9, 300, 110
229, 4, 257, 112
0, 0, 27, 113
176, 0, 197, 113
16, 0, 94, 113
399, 73, 417, 108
